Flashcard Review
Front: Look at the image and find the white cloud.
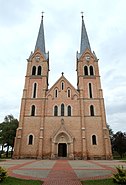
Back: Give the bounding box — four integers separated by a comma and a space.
0, 0, 126, 133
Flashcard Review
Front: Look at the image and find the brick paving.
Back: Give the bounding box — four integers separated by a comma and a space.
43, 160, 82, 185
0, 159, 126, 184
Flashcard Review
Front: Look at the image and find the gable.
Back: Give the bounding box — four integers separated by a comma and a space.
28, 48, 49, 63
78, 49, 98, 64
46, 75, 79, 100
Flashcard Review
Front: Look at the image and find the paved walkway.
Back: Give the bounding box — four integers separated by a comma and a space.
0, 159, 126, 184
43, 160, 81, 185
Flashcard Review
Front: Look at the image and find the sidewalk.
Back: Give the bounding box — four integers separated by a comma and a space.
0, 159, 126, 184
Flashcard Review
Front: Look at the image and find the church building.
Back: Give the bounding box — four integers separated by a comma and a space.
13, 14, 112, 159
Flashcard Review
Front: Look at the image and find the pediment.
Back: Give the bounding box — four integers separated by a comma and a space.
46, 74, 79, 99
78, 49, 98, 63
28, 49, 48, 62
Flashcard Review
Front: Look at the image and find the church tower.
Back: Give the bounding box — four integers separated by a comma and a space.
13, 15, 49, 158
76, 14, 112, 159
13, 15, 112, 159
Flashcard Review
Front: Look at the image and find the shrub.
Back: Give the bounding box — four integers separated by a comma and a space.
113, 165, 126, 184
0, 166, 7, 182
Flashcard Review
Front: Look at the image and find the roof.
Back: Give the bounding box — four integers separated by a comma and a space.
77, 16, 91, 59
34, 15, 49, 60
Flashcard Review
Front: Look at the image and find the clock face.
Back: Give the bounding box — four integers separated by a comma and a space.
35, 56, 40, 62
85, 56, 90, 62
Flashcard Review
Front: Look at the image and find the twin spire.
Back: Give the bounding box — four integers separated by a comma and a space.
80, 14, 91, 55
34, 13, 91, 60
77, 13, 91, 59
35, 13, 49, 60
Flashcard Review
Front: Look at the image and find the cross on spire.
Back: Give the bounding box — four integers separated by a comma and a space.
80, 12, 91, 55
34, 12, 49, 61
41, 11, 44, 20
81, 11, 84, 19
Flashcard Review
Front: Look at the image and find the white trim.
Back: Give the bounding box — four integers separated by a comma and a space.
30, 104, 36, 116
60, 103, 65, 116
67, 105, 72, 116
54, 88, 58, 98
61, 81, 65, 90
27, 133, 34, 145
31, 65, 36, 75
37, 65, 42, 75
67, 88, 71, 98
91, 134, 98, 145
89, 104, 95, 116
89, 65, 95, 75
88, 82, 93, 98
53, 104, 58, 116
32, 82, 38, 98
83, 65, 89, 75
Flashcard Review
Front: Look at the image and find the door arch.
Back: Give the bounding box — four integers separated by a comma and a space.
51, 131, 74, 159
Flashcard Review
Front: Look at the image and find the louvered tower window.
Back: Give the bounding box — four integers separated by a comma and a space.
32, 66, 36, 75
33, 83, 37, 98
37, 66, 42, 75
89, 83, 93, 98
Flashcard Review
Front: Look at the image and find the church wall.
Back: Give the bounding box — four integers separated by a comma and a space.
43, 116, 82, 157
85, 117, 106, 158
45, 99, 80, 116
27, 77, 47, 98
18, 117, 41, 158
23, 99, 43, 116
13, 16, 112, 160
84, 99, 102, 116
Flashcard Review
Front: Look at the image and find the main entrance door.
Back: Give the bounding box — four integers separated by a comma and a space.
58, 143, 67, 157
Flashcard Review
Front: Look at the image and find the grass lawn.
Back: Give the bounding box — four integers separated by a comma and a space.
81, 178, 115, 185
0, 176, 43, 185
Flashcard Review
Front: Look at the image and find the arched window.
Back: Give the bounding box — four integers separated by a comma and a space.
90, 105, 94, 116
32, 66, 36, 75
54, 105, 58, 116
90, 66, 94, 75
61, 82, 64, 90
28, 135, 33, 145
37, 66, 42, 75
89, 83, 93, 98
31, 105, 35, 116
33, 83, 37, 98
92, 135, 97, 145
61, 104, 64, 116
84, 66, 88, 75
54, 89, 58, 98
67, 89, 71, 98
67, 105, 71, 116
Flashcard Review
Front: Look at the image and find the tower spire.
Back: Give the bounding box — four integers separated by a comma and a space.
79, 13, 91, 56
35, 13, 48, 59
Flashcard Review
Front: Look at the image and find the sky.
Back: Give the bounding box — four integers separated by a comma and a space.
0, 0, 126, 133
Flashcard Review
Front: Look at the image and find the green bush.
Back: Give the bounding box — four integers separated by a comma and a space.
0, 167, 7, 182
113, 166, 126, 184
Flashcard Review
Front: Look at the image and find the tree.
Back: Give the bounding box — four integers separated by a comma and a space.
112, 131, 126, 158
0, 115, 18, 158
107, 123, 114, 143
